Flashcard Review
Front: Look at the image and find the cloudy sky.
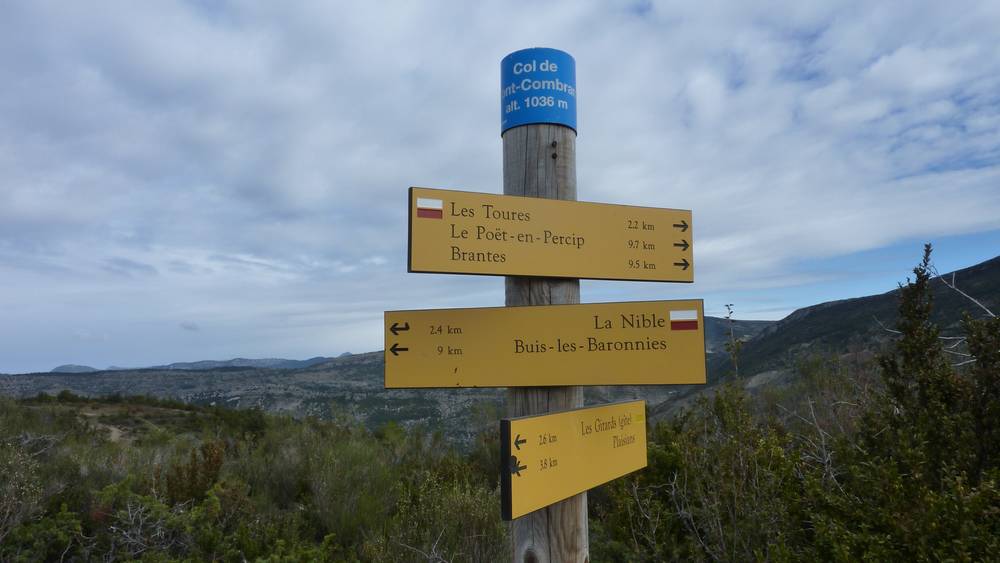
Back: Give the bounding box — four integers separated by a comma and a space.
2, 1, 999, 373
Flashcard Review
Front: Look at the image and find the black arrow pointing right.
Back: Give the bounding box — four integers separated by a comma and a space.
390, 322, 410, 336
673, 239, 690, 251
514, 434, 527, 450
674, 258, 690, 270
510, 455, 527, 477
672, 219, 689, 232
389, 343, 409, 356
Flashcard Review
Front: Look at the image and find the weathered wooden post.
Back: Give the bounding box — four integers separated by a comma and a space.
389, 46, 702, 563
501, 48, 587, 563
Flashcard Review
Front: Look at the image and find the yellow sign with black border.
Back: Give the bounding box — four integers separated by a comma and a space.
384, 300, 706, 388
501, 400, 648, 520
408, 187, 694, 282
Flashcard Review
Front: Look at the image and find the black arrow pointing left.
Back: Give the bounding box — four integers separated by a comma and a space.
389, 343, 409, 356
510, 455, 527, 477
390, 322, 410, 336
514, 434, 527, 450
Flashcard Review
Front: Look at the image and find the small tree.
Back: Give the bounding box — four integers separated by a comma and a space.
873, 244, 973, 487
724, 304, 742, 378
0, 443, 42, 543
828, 244, 1000, 560
960, 304, 1000, 485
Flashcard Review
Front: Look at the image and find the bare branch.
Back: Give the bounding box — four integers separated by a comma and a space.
873, 315, 901, 335
12, 432, 68, 457
929, 265, 996, 318
874, 315, 970, 340
669, 471, 715, 560
395, 530, 452, 563
924, 263, 997, 364
942, 348, 972, 358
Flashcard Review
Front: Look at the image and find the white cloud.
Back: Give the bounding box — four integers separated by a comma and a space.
865, 45, 972, 95
1, 0, 999, 372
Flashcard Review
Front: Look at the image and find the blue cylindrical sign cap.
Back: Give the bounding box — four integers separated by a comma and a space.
501, 48, 577, 134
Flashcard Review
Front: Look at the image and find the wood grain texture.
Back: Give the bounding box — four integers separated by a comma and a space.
503, 123, 589, 563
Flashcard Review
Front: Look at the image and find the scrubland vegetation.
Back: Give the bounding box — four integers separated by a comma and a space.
2, 246, 997, 561
590, 246, 1000, 561
0, 394, 505, 561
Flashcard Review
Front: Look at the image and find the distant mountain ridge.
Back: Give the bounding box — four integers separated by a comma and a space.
41, 317, 768, 376
144, 356, 336, 371
708, 254, 1000, 381
50, 364, 98, 373
8, 253, 996, 445
6, 316, 773, 447
60, 356, 340, 373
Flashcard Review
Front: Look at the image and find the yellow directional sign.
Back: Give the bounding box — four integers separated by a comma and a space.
384, 300, 705, 388
408, 187, 693, 282
501, 400, 648, 520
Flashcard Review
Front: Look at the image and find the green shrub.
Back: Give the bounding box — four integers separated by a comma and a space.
0, 442, 43, 544
364, 470, 506, 562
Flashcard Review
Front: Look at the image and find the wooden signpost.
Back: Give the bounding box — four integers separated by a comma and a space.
384, 300, 706, 387
387, 47, 706, 562
501, 48, 588, 562
501, 401, 648, 520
